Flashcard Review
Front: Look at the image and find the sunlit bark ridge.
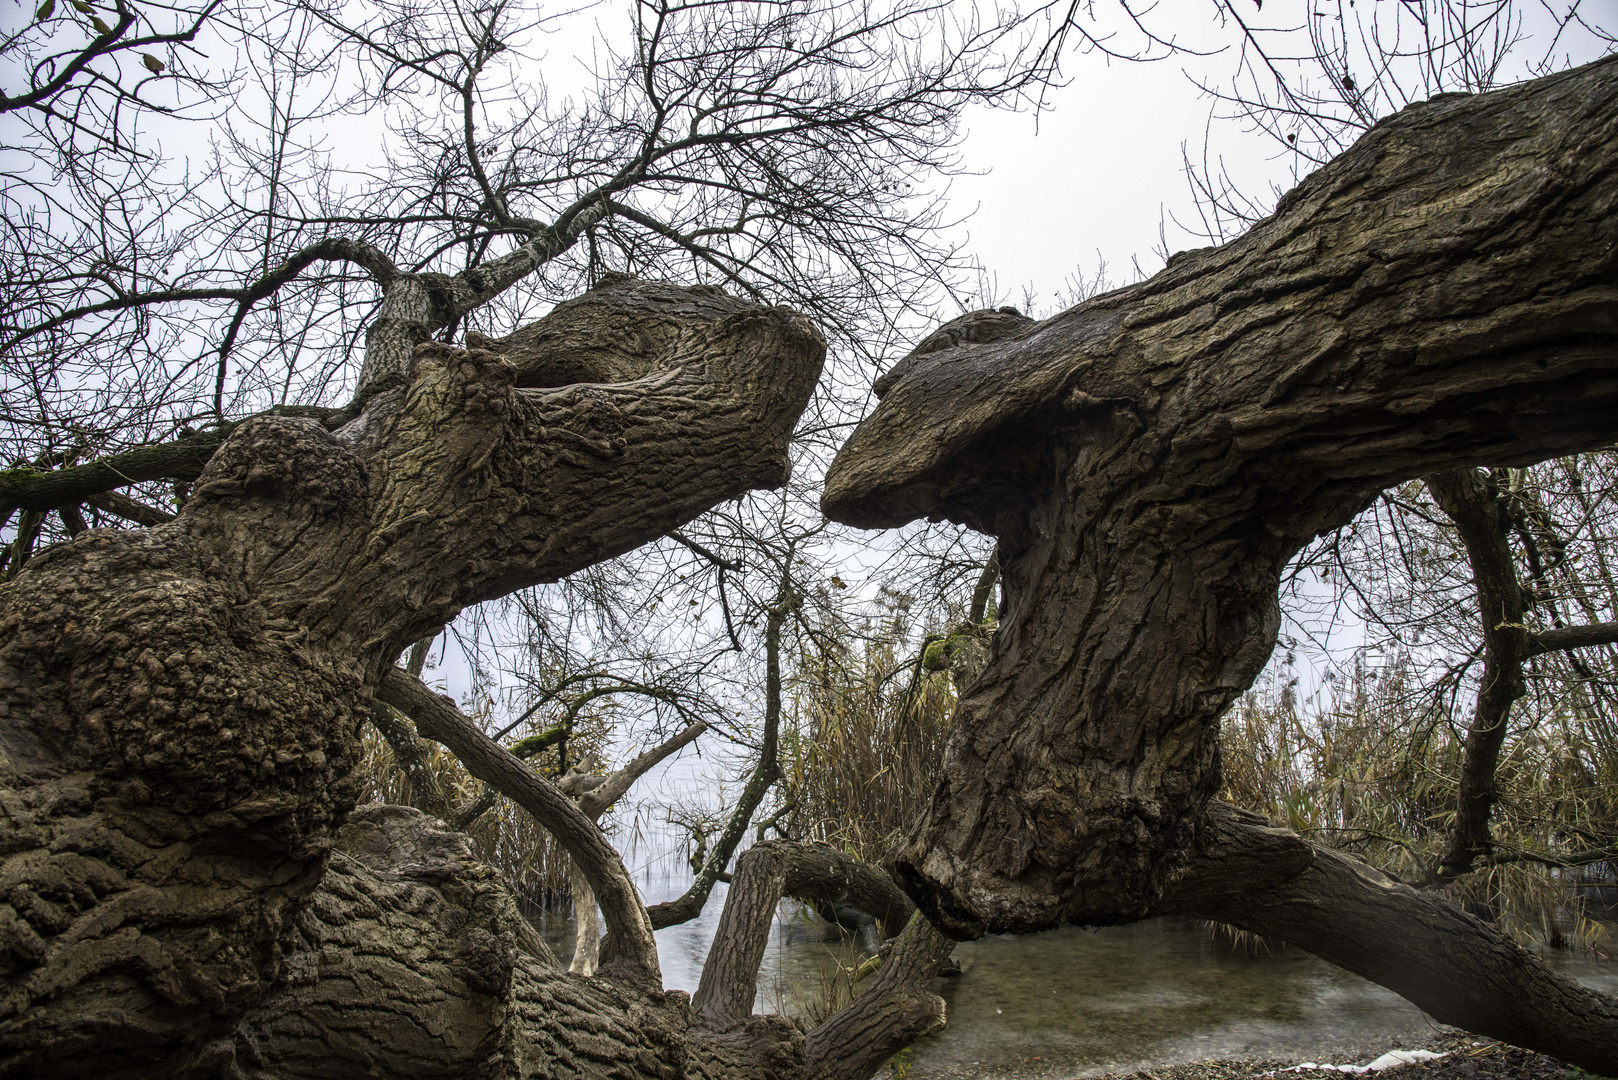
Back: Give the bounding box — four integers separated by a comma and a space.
823, 55, 1618, 1071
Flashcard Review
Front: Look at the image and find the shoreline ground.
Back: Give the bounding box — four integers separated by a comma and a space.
1101, 1033, 1604, 1080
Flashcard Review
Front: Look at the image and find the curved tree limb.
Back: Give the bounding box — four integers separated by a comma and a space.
691, 840, 918, 1029
0, 404, 353, 516
559, 719, 705, 976
646, 581, 794, 930
574, 721, 705, 820
354, 197, 615, 392
376, 666, 661, 984
1160, 804, 1618, 1073
0, 238, 400, 355
803, 912, 955, 1080
367, 700, 455, 821
1423, 468, 1528, 880
84, 489, 176, 526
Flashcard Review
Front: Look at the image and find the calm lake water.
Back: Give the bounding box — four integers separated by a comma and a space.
531, 848, 1618, 1079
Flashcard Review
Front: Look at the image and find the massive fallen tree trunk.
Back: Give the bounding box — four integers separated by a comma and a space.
823, 55, 1618, 1071
0, 279, 849, 1076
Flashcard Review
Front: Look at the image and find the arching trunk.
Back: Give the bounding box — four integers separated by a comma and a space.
824, 55, 1618, 1072
0, 279, 824, 1076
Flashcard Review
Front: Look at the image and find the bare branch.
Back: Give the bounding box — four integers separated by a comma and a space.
375, 667, 662, 984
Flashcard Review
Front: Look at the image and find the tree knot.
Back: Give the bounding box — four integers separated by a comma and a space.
410, 342, 518, 412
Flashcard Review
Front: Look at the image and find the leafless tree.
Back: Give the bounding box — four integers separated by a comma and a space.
5, 2, 1618, 1078
0, 2, 1057, 1075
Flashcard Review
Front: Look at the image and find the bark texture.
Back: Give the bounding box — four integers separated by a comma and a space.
181, 804, 801, 1080
368, 676, 946, 1080
692, 839, 948, 1080
823, 57, 1618, 1070
0, 278, 823, 1077
375, 667, 661, 983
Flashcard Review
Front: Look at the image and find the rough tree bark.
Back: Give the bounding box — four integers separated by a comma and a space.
823, 57, 1618, 1071
10, 51, 1618, 1080
693, 839, 947, 1079
372, 671, 943, 1080
0, 278, 842, 1077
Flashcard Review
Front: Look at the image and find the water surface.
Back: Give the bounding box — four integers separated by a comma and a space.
538, 759, 1618, 1077
538, 873, 1616, 1080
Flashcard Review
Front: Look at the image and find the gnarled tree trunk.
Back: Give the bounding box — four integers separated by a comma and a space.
0, 279, 838, 1077
824, 56, 1618, 1072
10, 52, 1618, 1080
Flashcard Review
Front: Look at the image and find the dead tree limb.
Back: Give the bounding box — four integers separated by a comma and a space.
1161, 804, 1618, 1067
376, 668, 662, 982
646, 582, 795, 930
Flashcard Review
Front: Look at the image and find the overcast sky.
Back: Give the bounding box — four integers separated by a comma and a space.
949, 48, 1278, 308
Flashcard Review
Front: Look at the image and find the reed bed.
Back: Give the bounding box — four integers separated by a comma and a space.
355, 600, 1615, 957
780, 595, 962, 867
1221, 662, 1617, 951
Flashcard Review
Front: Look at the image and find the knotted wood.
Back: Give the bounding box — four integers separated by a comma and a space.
0, 279, 822, 1076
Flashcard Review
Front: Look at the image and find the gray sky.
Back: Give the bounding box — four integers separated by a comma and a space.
950, 51, 1272, 306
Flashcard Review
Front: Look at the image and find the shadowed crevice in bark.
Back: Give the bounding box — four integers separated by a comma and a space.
823, 55, 1618, 1072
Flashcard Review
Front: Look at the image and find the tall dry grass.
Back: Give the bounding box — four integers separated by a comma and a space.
782, 590, 962, 866
1221, 660, 1617, 950
358, 592, 1616, 959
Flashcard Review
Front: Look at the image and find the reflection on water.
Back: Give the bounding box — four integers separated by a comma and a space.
537, 884, 1616, 1079
535, 763, 1617, 1077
